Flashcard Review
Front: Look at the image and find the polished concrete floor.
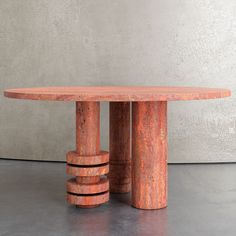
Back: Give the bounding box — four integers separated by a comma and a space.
0, 160, 235, 236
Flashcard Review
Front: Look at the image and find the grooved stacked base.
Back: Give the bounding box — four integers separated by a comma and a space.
66, 102, 109, 208
66, 151, 109, 207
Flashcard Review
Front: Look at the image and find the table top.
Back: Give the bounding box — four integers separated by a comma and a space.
4, 86, 231, 102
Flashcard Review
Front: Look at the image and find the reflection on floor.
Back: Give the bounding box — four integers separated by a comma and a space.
0, 159, 235, 236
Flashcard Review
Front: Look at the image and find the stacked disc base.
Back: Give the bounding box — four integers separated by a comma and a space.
66, 150, 109, 208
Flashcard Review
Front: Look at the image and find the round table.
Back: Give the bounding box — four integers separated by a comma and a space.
4, 86, 231, 209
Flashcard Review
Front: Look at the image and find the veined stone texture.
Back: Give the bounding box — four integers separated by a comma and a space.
1, 0, 235, 162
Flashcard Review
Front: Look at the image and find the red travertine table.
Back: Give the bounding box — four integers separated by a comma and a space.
4, 86, 231, 209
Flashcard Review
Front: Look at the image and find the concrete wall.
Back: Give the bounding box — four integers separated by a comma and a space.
1, 0, 235, 163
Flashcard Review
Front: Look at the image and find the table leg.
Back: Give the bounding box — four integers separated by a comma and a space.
66, 102, 109, 208
109, 102, 131, 193
132, 101, 168, 209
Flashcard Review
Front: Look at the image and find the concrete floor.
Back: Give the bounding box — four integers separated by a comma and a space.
0, 160, 235, 236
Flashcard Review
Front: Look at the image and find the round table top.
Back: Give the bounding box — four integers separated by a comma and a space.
4, 86, 231, 102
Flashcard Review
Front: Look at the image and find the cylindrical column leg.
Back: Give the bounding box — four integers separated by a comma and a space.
109, 102, 131, 193
132, 101, 167, 210
66, 102, 109, 208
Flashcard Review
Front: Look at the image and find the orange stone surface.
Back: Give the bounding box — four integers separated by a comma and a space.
132, 102, 168, 209
109, 102, 131, 193
67, 178, 109, 194
67, 101, 109, 208
66, 164, 109, 177
4, 86, 230, 101
4, 86, 231, 210
67, 192, 109, 207
66, 151, 109, 165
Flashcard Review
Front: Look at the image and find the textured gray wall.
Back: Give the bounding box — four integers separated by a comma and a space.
1, 0, 235, 163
